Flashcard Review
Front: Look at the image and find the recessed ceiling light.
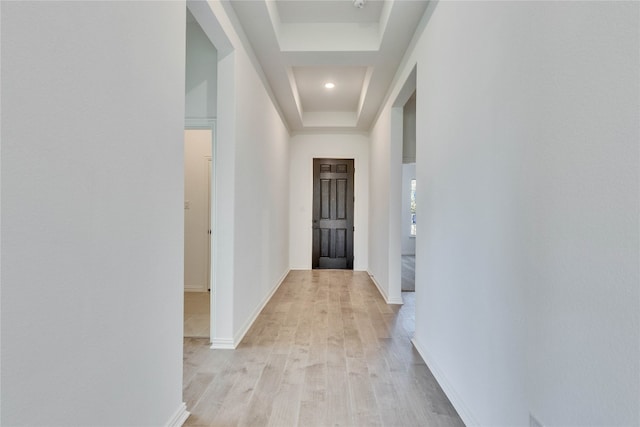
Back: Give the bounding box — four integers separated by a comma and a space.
324, 82, 335, 89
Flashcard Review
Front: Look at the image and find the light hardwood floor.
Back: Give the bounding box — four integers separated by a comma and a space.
183, 270, 463, 427
184, 292, 210, 338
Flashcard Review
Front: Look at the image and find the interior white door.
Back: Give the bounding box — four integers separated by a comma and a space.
184, 129, 212, 291
207, 157, 212, 291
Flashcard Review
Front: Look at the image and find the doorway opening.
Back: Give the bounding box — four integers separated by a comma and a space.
312, 158, 355, 270
183, 4, 219, 340
401, 91, 417, 292
389, 65, 417, 307
184, 128, 213, 338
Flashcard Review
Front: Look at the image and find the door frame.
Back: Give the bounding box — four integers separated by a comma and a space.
388, 65, 417, 304
206, 156, 212, 291
185, 118, 216, 342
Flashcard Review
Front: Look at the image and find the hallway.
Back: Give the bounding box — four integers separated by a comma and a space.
183, 270, 463, 426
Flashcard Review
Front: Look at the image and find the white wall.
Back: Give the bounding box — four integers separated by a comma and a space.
189, 2, 291, 347
516, 4, 639, 425
401, 163, 416, 256
289, 133, 369, 271
186, 11, 217, 120
402, 92, 416, 163
1, 2, 186, 425
232, 46, 290, 344
369, 107, 391, 298
371, 1, 639, 426
184, 129, 212, 291
369, 105, 403, 304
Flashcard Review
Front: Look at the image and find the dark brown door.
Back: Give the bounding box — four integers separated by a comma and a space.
312, 158, 354, 269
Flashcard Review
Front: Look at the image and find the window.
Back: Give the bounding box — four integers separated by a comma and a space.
410, 179, 416, 236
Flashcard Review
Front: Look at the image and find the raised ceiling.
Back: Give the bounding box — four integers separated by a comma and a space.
293, 66, 367, 112
276, 0, 384, 23
228, 0, 429, 133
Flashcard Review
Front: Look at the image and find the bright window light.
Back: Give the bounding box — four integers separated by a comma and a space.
324, 82, 335, 89
410, 179, 416, 236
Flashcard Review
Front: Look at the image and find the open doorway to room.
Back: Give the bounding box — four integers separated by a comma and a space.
401, 92, 417, 293
184, 128, 213, 338
389, 65, 417, 319
183, 7, 218, 339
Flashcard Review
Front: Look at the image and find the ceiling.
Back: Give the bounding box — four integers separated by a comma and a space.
227, 0, 429, 133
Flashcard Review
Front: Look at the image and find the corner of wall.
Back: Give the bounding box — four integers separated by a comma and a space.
165, 403, 190, 427
231, 269, 290, 347
210, 339, 235, 350
367, 270, 403, 305
411, 338, 478, 427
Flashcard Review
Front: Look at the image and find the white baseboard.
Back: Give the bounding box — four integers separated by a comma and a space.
210, 338, 235, 349
368, 271, 389, 301
231, 269, 290, 348
367, 271, 403, 305
388, 295, 404, 304
166, 402, 189, 427
411, 337, 479, 427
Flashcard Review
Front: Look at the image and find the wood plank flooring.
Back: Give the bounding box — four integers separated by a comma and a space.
183, 270, 463, 427
184, 291, 210, 338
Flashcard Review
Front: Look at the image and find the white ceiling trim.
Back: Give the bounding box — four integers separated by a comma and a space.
227, 0, 430, 132
356, 66, 374, 121
303, 111, 358, 128
276, 0, 385, 24
378, 0, 394, 39
279, 23, 381, 52
268, 1, 391, 52
286, 67, 305, 123
265, 0, 283, 39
